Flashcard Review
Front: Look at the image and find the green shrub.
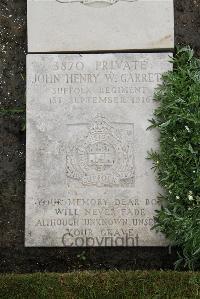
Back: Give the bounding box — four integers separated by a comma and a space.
148, 47, 200, 269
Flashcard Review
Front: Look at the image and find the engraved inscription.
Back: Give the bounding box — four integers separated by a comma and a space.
66, 114, 135, 187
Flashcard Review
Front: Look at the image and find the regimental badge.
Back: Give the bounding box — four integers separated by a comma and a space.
66, 114, 135, 187
56, 0, 137, 7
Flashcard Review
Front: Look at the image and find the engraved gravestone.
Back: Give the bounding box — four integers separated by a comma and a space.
27, 0, 174, 52
26, 53, 172, 247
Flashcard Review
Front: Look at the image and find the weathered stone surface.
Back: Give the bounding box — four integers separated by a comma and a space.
26, 53, 172, 247
27, 0, 174, 52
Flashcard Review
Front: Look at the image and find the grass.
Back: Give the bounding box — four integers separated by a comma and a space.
1, 271, 200, 298
0, 108, 25, 116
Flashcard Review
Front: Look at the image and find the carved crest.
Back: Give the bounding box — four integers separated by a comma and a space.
56, 0, 137, 7
66, 114, 135, 187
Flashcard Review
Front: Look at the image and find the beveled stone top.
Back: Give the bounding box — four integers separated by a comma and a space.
27, 0, 174, 52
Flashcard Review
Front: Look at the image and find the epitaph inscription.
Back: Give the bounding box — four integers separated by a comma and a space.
26, 53, 172, 247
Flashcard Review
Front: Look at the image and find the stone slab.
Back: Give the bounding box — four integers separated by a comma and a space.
27, 0, 174, 52
26, 53, 172, 247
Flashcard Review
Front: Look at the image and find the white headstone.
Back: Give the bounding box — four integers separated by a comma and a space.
27, 0, 174, 52
25, 53, 172, 247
